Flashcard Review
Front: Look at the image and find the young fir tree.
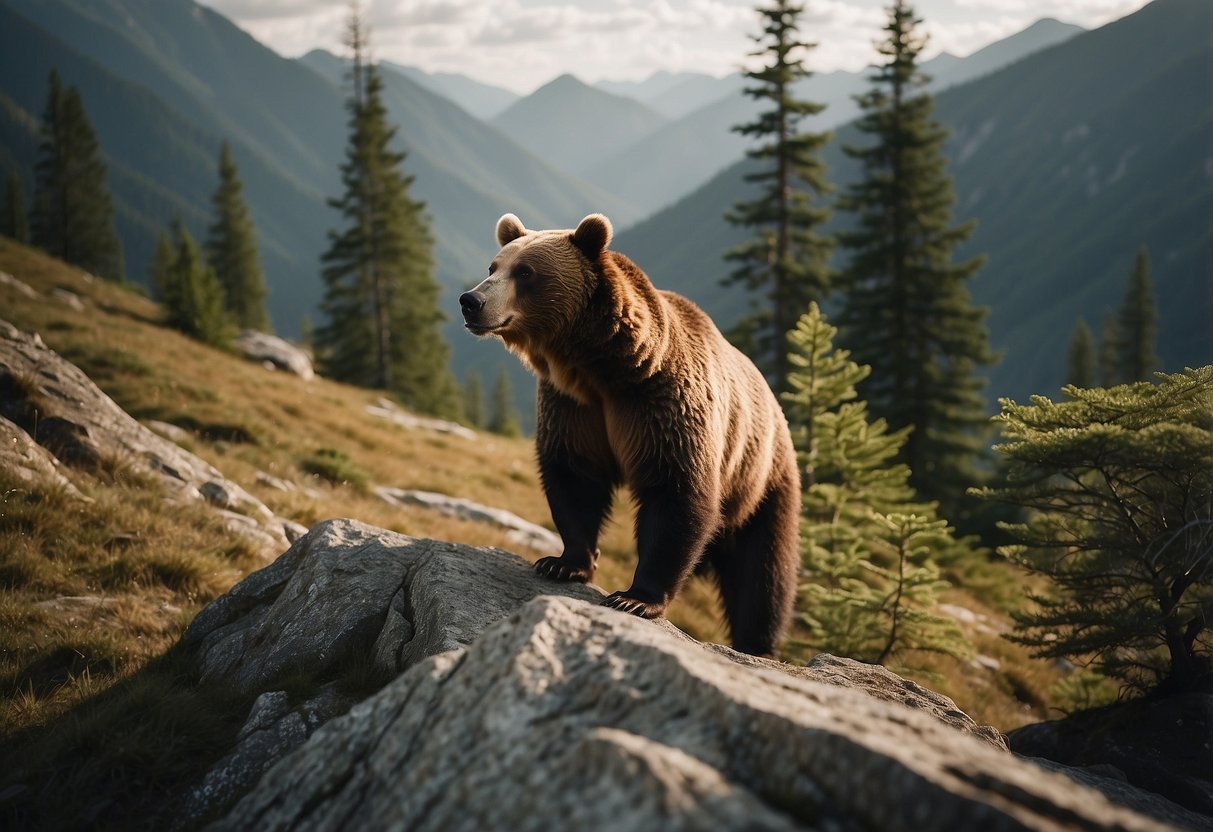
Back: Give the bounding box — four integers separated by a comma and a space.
1097, 309, 1123, 387
834, 1, 994, 528
206, 141, 270, 332
1115, 246, 1159, 382
976, 368, 1213, 695
488, 367, 521, 437
723, 0, 833, 392
2, 172, 28, 243
463, 370, 485, 429
784, 303, 972, 674
1066, 319, 1096, 388
30, 71, 123, 281
162, 226, 232, 347
317, 10, 459, 418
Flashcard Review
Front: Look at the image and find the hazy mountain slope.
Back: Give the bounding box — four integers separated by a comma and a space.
0, 3, 325, 329
492, 74, 667, 177
382, 60, 519, 120
591, 18, 1086, 219
931, 18, 1083, 89
614, 0, 1212, 402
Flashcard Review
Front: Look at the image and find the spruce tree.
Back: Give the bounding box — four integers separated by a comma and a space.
723, 0, 832, 392
1097, 310, 1122, 387
1115, 246, 1159, 382
148, 229, 176, 303
488, 367, 521, 437
463, 370, 485, 429
976, 368, 1213, 695
834, 0, 995, 527
784, 303, 972, 674
2, 172, 27, 243
317, 10, 459, 418
206, 141, 269, 332
1066, 319, 1095, 388
162, 226, 232, 347
30, 71, 123, 281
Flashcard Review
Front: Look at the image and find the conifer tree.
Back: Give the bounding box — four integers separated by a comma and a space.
148, 229, 176, 303
162, 226, 232, 347
976, 368, 1213, 695
1097, 310, 1122, 387
784, 303, 972, 674
723, 0, 833, 392
834, 1, 995, 527
463, 370, 485, 429
30, 71, 123, 281
317, 9, 459, 418
1066, 319, 1095, 388
206, 141, 269, 332
1115, 246, 1159, 382
488, 367, 521, 437
2, 172, 27, 243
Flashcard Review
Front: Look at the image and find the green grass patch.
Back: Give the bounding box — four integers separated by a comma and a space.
301, 447, 368, 491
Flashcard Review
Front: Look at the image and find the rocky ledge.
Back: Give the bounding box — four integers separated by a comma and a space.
177, 519, 1207, 831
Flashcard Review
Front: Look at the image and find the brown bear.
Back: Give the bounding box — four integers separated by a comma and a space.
459, 213, 800, 657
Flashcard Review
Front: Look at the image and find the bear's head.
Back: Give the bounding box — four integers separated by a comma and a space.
459, 213, 613, 348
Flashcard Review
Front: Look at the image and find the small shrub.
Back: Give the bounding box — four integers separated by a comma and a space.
301, 448, 368, 490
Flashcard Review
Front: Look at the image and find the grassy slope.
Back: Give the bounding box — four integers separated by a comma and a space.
0, 240, 1067, 825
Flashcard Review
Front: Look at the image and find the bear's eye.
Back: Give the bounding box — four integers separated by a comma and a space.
515, 264, 534, 280
488, 262, 497, 276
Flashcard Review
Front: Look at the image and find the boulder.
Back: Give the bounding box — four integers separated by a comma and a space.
0, 319, 288, 556
181, 519, 1197, 831
374, 486, 563, 556
366, 397, 477, 441
0, 270, 38, 299
1010, 694, 1213, 819
0, 414, 84, 498
232, 331, 314, 380
209, 592, 1180, 832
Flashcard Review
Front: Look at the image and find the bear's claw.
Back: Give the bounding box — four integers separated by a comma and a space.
534, 556, 594, 583
601, 592, 666, 619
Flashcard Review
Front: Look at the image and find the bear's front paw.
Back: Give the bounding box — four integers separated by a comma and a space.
535, 556, 594, 583
601, 592, 666, 619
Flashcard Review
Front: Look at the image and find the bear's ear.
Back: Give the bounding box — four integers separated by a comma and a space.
496, 213, 527, 247
571, 214, 612, 259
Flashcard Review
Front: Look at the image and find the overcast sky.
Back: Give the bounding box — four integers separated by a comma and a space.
201, 0, 1149, 93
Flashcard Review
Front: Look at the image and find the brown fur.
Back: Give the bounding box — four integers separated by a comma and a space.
460, 214, 800, 656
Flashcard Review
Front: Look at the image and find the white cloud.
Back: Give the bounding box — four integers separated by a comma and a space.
200, 0, 1148, 93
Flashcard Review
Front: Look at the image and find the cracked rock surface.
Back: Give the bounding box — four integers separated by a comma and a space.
183, 518, 1200, 831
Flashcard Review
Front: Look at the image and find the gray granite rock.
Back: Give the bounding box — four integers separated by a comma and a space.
374, 486, 563, 556
0, 318, 287, 555
233, 331, 314, 380
209, 594, 1177, 832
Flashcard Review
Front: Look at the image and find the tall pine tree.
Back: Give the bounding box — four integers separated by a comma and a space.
488, 367, 521, 437
2, 172, 27, 243
317, 10, 458, 418
834, 0, 994, 527
723, 0, 833, 392
206, 141, 270, 332
1066, 319, 1095, 388
1097, 309, 1123, 387
1115, 246, 1159, 382
30, 71, 123, 281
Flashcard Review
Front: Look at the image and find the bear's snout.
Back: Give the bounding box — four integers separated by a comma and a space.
459, 291, 486, 316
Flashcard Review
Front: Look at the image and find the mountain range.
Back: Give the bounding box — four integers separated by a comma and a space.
614, 0, 1212, 400
0, 0, 1207, 416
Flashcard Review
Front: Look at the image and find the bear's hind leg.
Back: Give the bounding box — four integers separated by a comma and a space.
709, 478, 799, 658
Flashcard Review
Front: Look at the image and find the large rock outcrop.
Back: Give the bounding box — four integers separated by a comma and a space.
180, 519, 1207, 832
0, 319, 290, 554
